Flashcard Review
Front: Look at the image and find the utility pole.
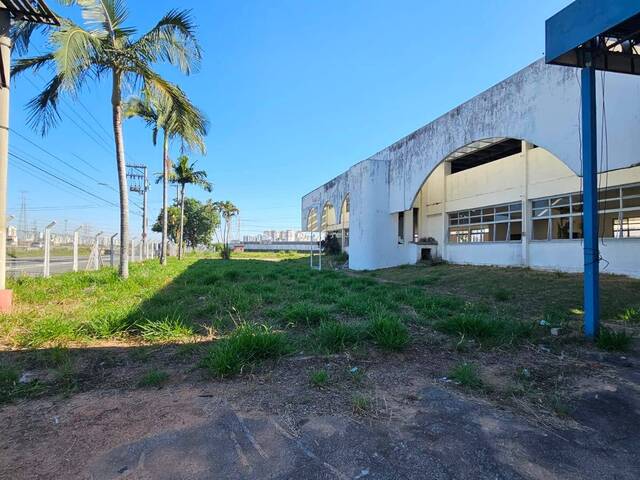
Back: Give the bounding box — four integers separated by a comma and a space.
0, 3, 58, 311
126, 164, 149, 259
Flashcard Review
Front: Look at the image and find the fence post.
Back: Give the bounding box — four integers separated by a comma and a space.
130, 237, 136, 263
43, 220, 56, 278
72, 227, 81, 272
93, 232, 103, 270
110, 233, 117, 267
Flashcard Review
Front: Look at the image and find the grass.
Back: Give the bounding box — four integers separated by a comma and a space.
314, 321, 363, 353
200, 323, 290, 378
309, 369, 329, 388
0, 365, 45, 404
281, 302, 331, 327
620, 307, 640, 324
138, 370, 170, 388
352, 394, 372, 415
367, 313, 410, 351
434, 310, 534, 346
596, 328, 634, 352
449, 362, 483, 389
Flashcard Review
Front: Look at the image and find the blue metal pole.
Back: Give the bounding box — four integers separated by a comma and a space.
581, 65, 600, 338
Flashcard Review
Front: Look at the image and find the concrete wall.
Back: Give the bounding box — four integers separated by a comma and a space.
301, 58, 640, 276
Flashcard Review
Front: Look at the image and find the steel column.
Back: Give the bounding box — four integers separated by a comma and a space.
581, 65, 600, 338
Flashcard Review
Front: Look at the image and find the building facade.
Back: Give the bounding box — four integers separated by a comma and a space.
301, 59, 640, 277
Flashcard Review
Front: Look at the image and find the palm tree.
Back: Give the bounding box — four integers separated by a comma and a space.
213, 201, 239, 259
11, 1, 202, 279
124, 87, 208, 266
169, 156, 212, 259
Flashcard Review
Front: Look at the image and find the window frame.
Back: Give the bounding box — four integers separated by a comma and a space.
447, 201, 523, 244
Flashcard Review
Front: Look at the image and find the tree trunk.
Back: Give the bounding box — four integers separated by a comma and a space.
112, 70, 129, 279
178, 183, 185, 259
160, 129, 169, 265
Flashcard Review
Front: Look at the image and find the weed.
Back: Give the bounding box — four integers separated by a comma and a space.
352, 394, 372, 415
449, 362, 482, 389
596, 328, 633, 352
309, 369, 329, 388
314, 321, 363, 353
200, 323, 290, 378
0, 365, 44, 404
492, 288, 512, 302
138, 370, 170, 388
620, 307, 640, 324
19, 316, 79, 347
435, 310, 533, 346
367, 313, 409, 351
138, 316, 194, 341
282, 302, 331, 327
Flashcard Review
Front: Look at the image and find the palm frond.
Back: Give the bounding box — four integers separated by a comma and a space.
64, 0, 129, 35
10, 22, 51, 55
26, 74, 64, 136
50, 19, 102, 91
133, 9, 201, 75
11, 53, 55, 77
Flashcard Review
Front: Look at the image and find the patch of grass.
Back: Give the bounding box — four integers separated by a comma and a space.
492, 288, 513, 302
222, 270, 242, 282
281, 302, 331, 327
309, 369, 329, 388
352, 394, 372, 415
366, 313, 409, 351
314, 321, 363, 353
596, 328, 633, 352
137, 316, 194, 341
18, 316, 80, 347
0, 365, 45, 404
449, 362, 482, 389
435, 310, 533, 346
138, 370, 170, 388
200, 323, 290, 378
619, 307, 640, 324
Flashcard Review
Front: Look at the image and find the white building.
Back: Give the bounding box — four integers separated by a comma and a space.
301, 60, 640, 278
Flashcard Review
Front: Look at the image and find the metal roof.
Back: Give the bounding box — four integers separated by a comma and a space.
0, 0, 59, 25
444, 138, 523, 174
546, 0, 640, 75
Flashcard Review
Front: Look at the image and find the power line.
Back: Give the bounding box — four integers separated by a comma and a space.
10, 152, 119, 207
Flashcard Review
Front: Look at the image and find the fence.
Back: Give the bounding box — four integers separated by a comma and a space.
7, 224, 169, 278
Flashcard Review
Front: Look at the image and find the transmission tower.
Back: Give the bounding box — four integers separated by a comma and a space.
126, 164, 149, 256
17, 191, 27, 243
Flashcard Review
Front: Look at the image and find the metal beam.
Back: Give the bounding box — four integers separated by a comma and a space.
581, 64, 600, 338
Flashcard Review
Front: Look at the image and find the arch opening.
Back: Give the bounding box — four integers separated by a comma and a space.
306, 208, 318, 232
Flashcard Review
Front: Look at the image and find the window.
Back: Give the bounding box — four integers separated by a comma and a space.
398, 211, 404, 243
531, 184, 640, 240
448, 202, 522, 243
412, 208, 419, 242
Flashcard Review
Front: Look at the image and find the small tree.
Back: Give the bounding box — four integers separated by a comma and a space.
213, 201, 239, 259
152, 198, 219, 248
169, 156, 212, 259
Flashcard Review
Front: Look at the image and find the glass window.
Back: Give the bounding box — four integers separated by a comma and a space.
571, 216, 583, 239
551, 217, 570, 239
615, 210, 640, 238
533, 219, 549, 240
448, 202, 521, 243
398, 211, 404, 243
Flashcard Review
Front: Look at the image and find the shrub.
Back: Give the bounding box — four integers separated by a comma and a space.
449, 362, 482, 389
200, 323, 290, 378
367, 313, 409, 351
314, 321, 362, 353
596, 328, 633, 352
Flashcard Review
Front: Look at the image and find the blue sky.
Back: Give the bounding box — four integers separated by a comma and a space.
8, 0, 572, 238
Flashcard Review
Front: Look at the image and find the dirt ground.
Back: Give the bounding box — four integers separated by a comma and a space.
2, 337, 639, 480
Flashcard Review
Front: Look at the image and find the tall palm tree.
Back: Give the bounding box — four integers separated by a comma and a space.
11, 1, 202, 279
213, 200, 239, 259
169, 155, 212, 259
124, 87, 208, 266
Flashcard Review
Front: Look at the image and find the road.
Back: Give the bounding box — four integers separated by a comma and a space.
6, 255, 118, 277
